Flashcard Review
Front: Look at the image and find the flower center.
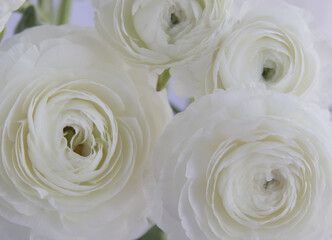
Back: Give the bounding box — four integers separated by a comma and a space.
168, 6, 184, 29
261, 60, 277, 81
263, 178, 280, 191
170, 12, 180, 26
63, 126, 88, 157
262, 67, 276, 81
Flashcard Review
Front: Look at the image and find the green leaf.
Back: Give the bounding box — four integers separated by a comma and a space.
156, 68, 171, 91
15, 5, 42, 34
137, 225, 167, 240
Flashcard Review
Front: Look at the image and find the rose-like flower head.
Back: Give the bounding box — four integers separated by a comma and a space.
0, 25, 172, 240
93, 0, 233, 70
213, 0, 320, 95
172, 0, 329, 100
0, 0, 25, 33
147, 87, 332, 240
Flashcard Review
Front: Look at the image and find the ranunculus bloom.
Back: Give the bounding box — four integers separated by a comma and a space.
0, 0, 25, 32
172, 0, 330, 101
0, 25, 172, 240
147, 88, 332, 240
93, 0, 233, 70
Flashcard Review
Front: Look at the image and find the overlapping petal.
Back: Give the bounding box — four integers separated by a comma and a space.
172, 0, 331, 102
0, 25, 172, 240
147, 88, 332, 240
93, 0, 233, 69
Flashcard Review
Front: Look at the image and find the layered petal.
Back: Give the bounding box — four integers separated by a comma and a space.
147, 87, 332, 240
0, 25, 172, 240
93, 0, 233, 70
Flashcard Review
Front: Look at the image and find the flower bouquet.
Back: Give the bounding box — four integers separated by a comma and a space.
1, 0, 332, 239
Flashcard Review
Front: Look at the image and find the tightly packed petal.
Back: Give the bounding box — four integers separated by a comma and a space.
213, 0, 318, 95
93, 0, 233, 70
172, 0, 330, 102
0, 25, 172, 240
147, 87, 332, 240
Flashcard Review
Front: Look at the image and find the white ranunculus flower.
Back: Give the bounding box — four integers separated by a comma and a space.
213, 0, 319, 95
0, 25, 172, 240
0, 0, 25, 33
172, 0, 331, 101
93, 0, 233, 70
147, 87, 332, 240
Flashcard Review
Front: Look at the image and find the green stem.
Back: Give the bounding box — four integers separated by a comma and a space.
38, 0, 53, 17
0, 27, 6, 43
36, 0, 54, 23
57, 0, 72, 25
